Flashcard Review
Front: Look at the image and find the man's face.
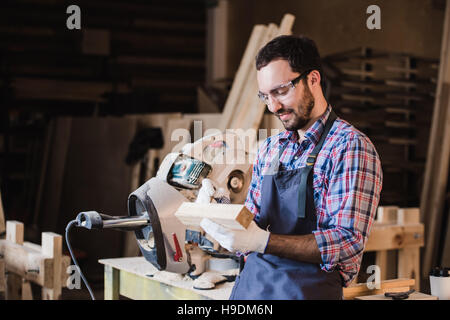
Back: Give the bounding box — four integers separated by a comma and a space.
256, 59, 314, 131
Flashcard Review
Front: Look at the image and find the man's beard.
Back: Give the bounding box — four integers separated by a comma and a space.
276, 86, 315, 131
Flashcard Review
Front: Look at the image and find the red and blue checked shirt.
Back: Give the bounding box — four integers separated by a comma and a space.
245, 106, 383, 286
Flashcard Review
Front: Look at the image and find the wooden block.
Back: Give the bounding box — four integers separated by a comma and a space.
397, 208, 420, 224
41, 232, 62, 300
21, 279, 33, 300
61, 255, 71, 288
398, 247, 421, 291
375, 250, 397, 280
23, 241, 71, 288
343, 278, 415, 300
6, 272, 22, 300
6, 221, 24, 245
355, 292, 438, 300
376, 206, 398, 223
175, 203, 253, 230
0, 239, 53, 287
365, 223, 424, 251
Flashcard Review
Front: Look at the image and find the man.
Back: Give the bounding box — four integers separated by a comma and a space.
200, 35, 383, 300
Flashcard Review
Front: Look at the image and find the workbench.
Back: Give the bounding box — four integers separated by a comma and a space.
98, 257, 234, 300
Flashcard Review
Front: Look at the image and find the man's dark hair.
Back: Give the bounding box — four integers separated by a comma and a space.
255, 35, 326, 89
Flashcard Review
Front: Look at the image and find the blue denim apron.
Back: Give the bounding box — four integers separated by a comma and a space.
230, 111, 343, 300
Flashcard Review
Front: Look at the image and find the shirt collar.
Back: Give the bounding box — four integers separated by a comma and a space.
279, 105, 333, 145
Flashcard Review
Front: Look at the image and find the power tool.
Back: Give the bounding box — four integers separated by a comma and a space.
65, 131, 254, 298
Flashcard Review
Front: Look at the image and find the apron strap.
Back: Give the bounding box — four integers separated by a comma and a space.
297, 110, 337, 218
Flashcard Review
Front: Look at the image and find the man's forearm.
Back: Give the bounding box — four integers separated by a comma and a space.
264, 233, 323, 264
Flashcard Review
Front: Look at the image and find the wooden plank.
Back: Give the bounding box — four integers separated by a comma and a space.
41, 232, 62, 300
276, 13, 295, 36
376, 206, 399, 223
6, 273, 22, 300
175, 203, 253, 230
397, 208, 420, 225
375, 250, 397, 281
421, 0, 450, 278
219, 24, 268, 132
6, 221, 24, 245
21, 279, 33, 300
343, 278, 415, 300
229, 23, 278, 136
398, 247, 421, 291
375, 206, 398, 280
365, 223, 424, 251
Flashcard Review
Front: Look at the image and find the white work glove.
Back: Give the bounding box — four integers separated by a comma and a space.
196, 178, 216, 204
200, 218, 270, 254
196, 178, 231, 204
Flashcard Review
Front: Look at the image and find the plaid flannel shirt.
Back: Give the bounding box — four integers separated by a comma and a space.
245, 106, 383, 286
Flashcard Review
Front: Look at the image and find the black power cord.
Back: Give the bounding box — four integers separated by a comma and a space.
65, 220, 96, 300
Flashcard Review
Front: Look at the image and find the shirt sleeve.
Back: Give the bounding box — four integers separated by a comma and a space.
312, 133, 383, 286
244, 138, 269, 218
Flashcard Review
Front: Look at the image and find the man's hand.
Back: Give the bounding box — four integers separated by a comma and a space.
200, 218, 270, 253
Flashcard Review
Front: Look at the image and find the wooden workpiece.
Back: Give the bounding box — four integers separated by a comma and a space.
175, 203, 254, 230
0, 220, 71, 300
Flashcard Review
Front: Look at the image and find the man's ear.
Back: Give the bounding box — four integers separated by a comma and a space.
308, 70, 321, 88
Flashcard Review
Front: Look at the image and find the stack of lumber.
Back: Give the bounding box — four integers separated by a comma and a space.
323, 48, 438, 206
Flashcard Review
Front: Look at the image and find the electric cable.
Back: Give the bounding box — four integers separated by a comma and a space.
65, 220, 96, 300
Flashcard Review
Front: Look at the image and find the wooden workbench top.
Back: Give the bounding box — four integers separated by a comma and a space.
99, 257, 235, 300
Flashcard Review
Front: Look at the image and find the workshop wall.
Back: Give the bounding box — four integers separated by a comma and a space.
225, 0, 445, 79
